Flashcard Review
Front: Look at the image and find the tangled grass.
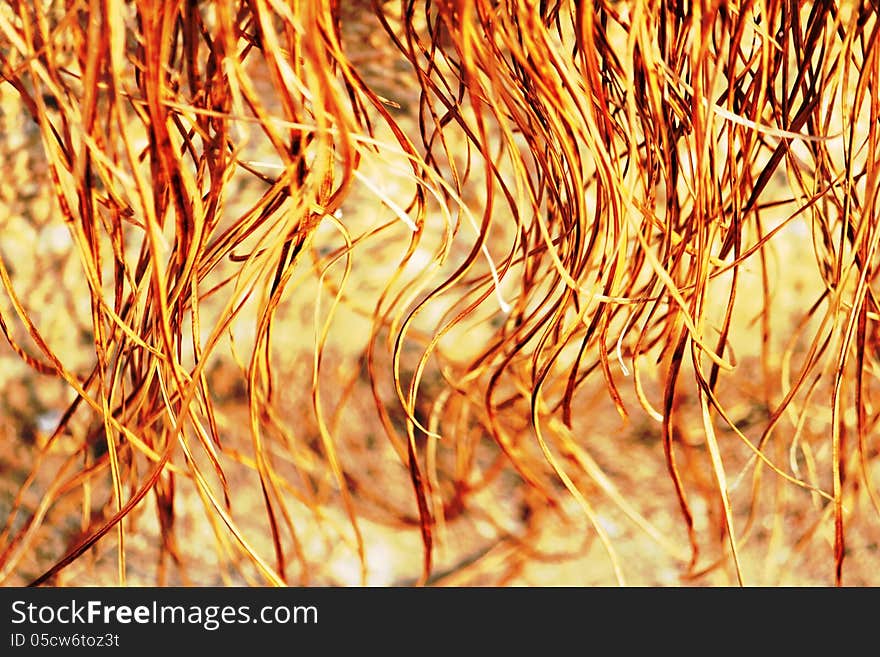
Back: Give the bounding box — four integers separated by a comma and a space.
0, 0, 878, 586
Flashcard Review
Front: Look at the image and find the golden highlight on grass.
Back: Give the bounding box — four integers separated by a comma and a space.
0, 0, 878, 586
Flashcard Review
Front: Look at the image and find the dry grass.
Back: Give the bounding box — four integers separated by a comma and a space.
0, 0, 879, 586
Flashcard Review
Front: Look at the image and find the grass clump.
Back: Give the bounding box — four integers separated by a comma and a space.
0, 0, 878, 586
